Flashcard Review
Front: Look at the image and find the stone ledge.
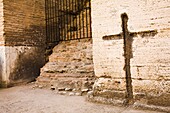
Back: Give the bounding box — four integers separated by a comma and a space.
87, 95, 170, 112
133, 103, 170, 113
39, 73, 95, 78
87, 95, 125, 106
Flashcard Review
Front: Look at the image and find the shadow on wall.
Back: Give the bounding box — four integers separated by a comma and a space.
2, 21, 46, 87
8, 47, 45, 87
0, 58, 8, 88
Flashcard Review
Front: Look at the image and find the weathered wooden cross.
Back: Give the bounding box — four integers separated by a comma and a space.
103, 13, 157, 104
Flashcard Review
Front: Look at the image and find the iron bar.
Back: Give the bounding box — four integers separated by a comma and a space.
72, 0, 74, 39
63, 0, 65, 41
57, 0, 60, 42
52, 0, 54, 42
56, 0, 58, 41
45, 0, 48, 43
66, 0, 69, 40
69, 0, 71, 40
59, 0, 62, 40
82, 1, 85, 38
78, 0, 81, 39
89, 0, 92, 38
45, 0, 92, 44
86, 1, 88, 38
49, 0, 52, 42
75, 0, 78, 39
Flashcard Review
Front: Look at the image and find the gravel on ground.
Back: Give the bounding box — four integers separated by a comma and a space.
0, 84, 165, 113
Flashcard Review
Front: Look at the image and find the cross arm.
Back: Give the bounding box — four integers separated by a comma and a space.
102, 29, 158, 41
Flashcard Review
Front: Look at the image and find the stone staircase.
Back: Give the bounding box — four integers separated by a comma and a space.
36, 38, 95, 96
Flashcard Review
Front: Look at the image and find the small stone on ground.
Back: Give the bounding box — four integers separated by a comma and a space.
0, 84, 164, 113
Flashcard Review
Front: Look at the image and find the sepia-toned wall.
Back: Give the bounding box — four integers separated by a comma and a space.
0, 0, 6, 87
91, 0, 170, 109
0, 0, 46, 87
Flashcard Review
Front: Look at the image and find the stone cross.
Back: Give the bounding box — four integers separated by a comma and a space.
102, 13, 157, 104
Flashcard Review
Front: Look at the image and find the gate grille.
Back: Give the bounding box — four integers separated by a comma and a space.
45, 0, 92, 44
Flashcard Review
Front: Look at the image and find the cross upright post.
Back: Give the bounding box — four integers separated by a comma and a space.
121, 13, 133, 105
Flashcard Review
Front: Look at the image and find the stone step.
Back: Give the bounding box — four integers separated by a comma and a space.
39, 72, 95, 78
36, 73, 95, 94
36, 38, 94, 96
41, 61, 94, 74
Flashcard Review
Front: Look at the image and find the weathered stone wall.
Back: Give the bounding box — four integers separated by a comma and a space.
91, 0, 170, 109
37, 38, 94, 95
4, 0, 45, 46
0, 0, 46, 87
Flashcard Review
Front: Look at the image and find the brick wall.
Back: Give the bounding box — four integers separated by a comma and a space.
0, 0, 4, 43
4, 0, 45, 46
91, 0, 170, 109
0, 0, 46, 87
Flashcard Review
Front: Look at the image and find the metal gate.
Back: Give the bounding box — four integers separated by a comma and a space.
45, 0, 92, 44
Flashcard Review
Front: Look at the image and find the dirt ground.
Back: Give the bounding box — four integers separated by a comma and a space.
0, 83, 165, 113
